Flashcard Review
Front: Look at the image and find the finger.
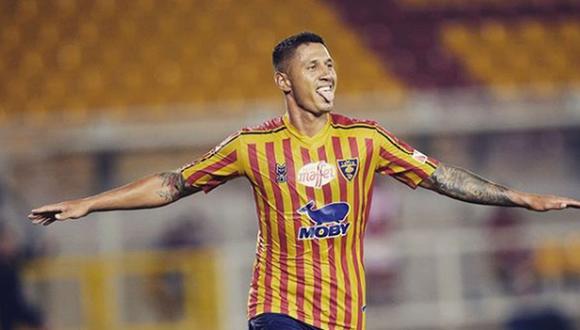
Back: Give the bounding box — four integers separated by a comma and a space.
32, 218, 48, 225
28, 213, 51, 220
29, 213, 58, 225
31, 205, 63, 214
42, 219, 56, 226
54, 212, 74, 220
561, 198, 580, 209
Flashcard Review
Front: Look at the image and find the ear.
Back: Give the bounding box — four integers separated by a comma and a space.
274, 71, 292, 93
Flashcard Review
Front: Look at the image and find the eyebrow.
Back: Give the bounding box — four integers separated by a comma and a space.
304, 57, 333, 66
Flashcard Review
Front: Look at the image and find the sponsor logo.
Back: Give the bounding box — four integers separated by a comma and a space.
297, 161, 336, 188
297, 200, 351, 240
412, 150, 428, 164
337, 158, 359, 181
275, 163, 287, 183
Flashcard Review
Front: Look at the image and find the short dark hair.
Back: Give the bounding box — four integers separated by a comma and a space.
272, 32, 326, 72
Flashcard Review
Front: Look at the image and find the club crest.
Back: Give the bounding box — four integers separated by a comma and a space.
337, 158, 359, 181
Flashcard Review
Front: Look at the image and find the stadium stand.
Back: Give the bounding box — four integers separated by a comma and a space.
329, 0, 580, 94
0, 0, 400, 122
442, 19, 580, 97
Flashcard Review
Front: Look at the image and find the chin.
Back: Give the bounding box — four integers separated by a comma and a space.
315, 101, 333, 113
320, 107, 333, 113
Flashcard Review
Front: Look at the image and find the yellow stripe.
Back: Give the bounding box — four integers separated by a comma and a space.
243, 145, 266, 317
313, 155, 332, 326
351, 137, 366, 328
337, 136, 358, 328
295, 151, 316, 326
275, 139, 299, 313
327, 144, 347, 326
259, 141, 283, 312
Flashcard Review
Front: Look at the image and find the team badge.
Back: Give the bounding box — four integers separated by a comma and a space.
275, 163, 287, 183
297, 161, 336, 188
337, 158, 359, 181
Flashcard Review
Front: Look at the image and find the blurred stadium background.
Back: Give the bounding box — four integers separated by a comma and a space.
1, 0, 580, 329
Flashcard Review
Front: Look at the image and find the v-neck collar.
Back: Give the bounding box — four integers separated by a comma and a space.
282, 112, 332, 145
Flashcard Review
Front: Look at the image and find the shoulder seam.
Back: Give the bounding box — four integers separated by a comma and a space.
240, 126, 287, 135
330, 123, 376, 130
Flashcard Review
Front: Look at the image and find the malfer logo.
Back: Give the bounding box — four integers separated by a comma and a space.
297, 161, 336, 188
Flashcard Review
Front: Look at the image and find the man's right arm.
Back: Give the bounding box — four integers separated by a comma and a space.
28, 171, 199, 225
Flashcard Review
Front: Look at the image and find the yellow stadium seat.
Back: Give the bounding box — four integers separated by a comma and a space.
0, 0, 404, 121
534, 238, 565, 280
564, 233, 580, 276
441, 19, 580, 93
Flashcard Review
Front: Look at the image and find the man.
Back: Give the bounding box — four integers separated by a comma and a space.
29, 32, 580, 330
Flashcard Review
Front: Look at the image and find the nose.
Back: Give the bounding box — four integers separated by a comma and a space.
319, 67, 333, 81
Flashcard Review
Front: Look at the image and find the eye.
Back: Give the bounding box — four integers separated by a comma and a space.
307, 65, 316, 71
327, 62, 334, 69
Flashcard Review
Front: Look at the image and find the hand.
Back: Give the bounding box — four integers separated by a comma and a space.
521, 194, 580, 212
28, 199, 92, 226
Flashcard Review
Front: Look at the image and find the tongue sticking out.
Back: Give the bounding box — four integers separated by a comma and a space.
317, 89, 334, 103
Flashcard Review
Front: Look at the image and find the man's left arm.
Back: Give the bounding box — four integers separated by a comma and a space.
420, 163, 580, 212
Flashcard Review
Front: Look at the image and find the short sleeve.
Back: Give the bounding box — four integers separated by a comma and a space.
374, 125, 439, 189
180, 131, 243, 193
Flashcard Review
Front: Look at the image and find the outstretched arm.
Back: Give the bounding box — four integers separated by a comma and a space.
28, 171, 199, 225
420, 163, 580, 212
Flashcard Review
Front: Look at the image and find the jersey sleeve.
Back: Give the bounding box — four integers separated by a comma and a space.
374, 124, 439, 189
180, 131, 244, 193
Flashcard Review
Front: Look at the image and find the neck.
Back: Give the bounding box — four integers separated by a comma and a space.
285, 96, 330, 137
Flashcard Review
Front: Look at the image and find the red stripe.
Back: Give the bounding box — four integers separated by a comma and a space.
376, 125, 414, 154
377, 126, 440, 169
330, 113, 376, 127
265, 142, 290, 314
301, 147, 323, 328
317, 145, 339, 328
361, 138, 375, 237
248, 187, 263, 317
331, 137, 352, 327
248, 143, 274, 312
282, 139, 305, 313
201, 172, 239, 193
348, 137, 364, 330
180, 133, 241, 172
185, 150, 237, 185
379, 147, 430, 180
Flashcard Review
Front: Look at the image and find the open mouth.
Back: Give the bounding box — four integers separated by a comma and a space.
316, 85, 334, 103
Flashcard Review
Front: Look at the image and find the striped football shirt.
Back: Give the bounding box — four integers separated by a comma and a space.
180, 112, 439, 330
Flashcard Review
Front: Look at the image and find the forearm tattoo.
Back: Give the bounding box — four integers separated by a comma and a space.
426, 164, 518, 207
156, 172, 194, 202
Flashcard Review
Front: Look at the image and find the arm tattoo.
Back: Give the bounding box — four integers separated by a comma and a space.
156, 172, 196, 202
425, 164, 518, 207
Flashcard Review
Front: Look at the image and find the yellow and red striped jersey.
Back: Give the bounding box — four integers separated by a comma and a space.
180, 113, 439, 330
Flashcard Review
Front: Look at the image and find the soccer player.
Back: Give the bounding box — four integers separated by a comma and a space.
28, 32, 580, 330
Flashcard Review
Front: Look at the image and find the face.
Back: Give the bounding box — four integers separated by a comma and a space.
278, 43, 337, 115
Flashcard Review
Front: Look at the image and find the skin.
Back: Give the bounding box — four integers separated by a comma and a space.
28, 42, 580, 225
274, 43, 336, 137
420, 164, 580, 211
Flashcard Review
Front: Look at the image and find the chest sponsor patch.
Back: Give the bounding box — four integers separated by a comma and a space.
297, 161, 336, 188
297, 200, 351, 240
